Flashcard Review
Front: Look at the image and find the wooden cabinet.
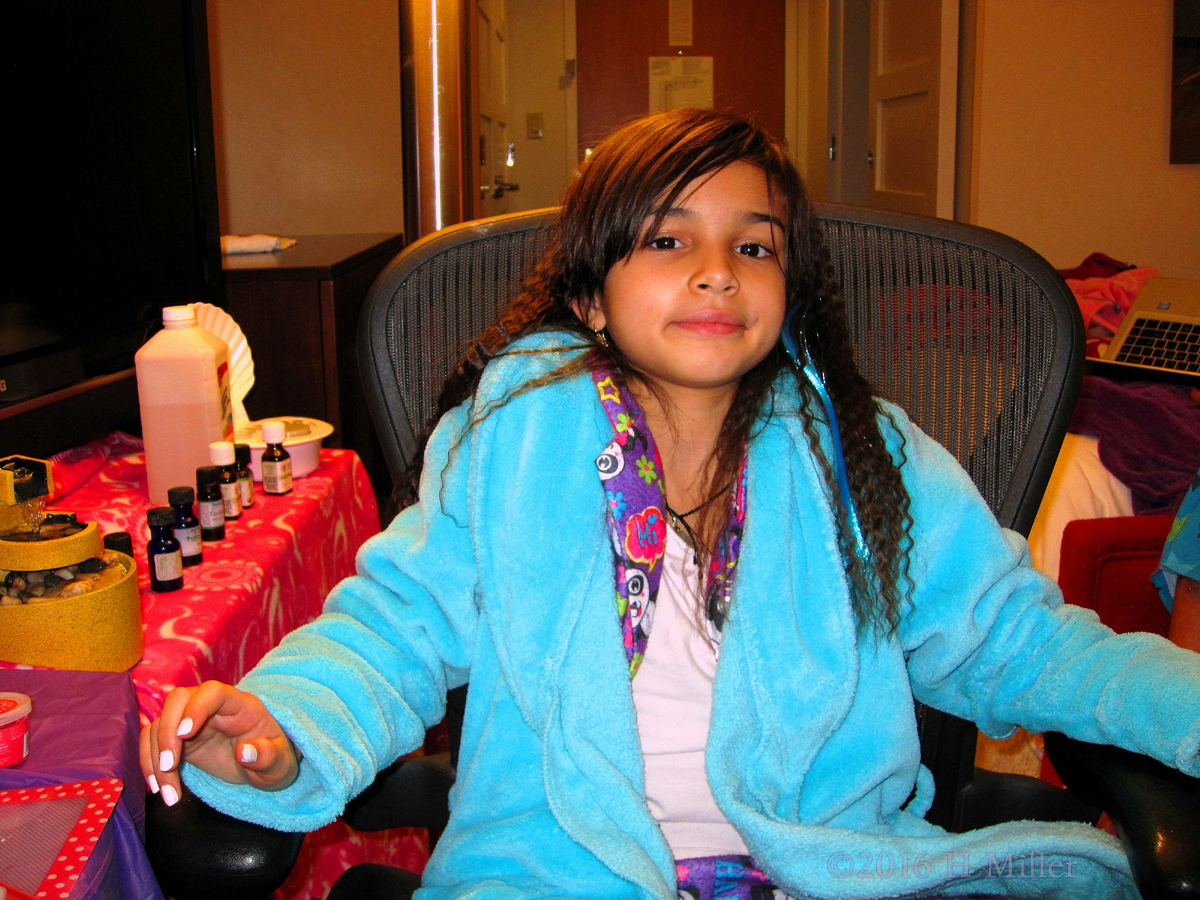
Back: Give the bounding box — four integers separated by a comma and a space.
223, 233, 405, 503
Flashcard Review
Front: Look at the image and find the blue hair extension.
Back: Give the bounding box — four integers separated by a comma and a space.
781, 302, 869, 562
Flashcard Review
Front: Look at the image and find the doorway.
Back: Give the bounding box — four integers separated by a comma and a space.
487, 0, 787, 214
821, 0, 959, 217
470, 0, 958, 220
502, 0, 578, 212
469, 0, 514, 218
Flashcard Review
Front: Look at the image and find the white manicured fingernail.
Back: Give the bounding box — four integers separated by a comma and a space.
176, 717, 193, 737
240, 743, 258, 764
161, 783, 179, 807
159, 749, 174, 772
147, 774, 160, 794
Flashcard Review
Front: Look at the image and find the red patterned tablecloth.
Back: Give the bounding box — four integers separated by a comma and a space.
2, 433, 429, 898
44, 433, 378, 724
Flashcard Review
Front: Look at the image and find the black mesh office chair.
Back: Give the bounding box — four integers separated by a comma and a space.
358, 204, 1088, 825
146, 205, 1198, 900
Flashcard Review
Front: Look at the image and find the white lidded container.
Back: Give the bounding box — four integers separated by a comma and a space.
234, 417, 334, 480
135, 306, 234, 505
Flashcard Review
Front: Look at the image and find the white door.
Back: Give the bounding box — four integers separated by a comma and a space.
826, 0, 871, 206
866, 0, 956, 217
473, 0, 513, 218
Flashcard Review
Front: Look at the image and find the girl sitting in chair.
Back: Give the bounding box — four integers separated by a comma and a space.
142, 109, 1199, 900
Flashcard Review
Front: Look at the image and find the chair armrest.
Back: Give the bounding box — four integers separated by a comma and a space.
144, 754, 454, 900
342, 751, 454, 840
144, 783, 304, 900
956, 766, 1100, 832
1044, 731, 1200, 900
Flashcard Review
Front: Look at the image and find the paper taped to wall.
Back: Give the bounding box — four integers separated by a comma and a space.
649, 56, 713, 114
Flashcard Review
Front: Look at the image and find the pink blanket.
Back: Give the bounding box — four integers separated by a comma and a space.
1064, 266, 1160, 357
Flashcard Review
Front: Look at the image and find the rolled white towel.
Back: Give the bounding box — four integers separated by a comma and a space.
221, 234, 298, 255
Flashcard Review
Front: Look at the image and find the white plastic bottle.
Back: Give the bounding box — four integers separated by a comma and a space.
136, 306, 234, 505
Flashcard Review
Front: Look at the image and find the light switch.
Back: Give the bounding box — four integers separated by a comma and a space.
526, 112, 544, 140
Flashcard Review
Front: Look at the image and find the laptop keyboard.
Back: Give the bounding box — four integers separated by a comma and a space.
1113, 317, 1200, 372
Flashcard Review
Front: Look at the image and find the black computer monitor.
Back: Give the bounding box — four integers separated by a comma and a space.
2, 0, 222, 453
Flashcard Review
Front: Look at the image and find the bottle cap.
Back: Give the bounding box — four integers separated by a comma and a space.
148, 507, 176, 528
103, 532, 134, 556
162, 306, 196, 324
234, 443, 251, 465
209, 441, 236, 466
261, 421, 287, 445
167, 486, 195, 506
196, 465, 222, 487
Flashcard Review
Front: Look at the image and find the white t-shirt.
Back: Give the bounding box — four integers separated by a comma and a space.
631, 527, 749, 859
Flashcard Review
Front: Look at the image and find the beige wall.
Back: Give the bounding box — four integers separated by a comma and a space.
973, 0, 1200, 278
208, 0, 405, 236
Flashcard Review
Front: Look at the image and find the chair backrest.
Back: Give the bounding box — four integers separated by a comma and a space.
360, 209, 557, 488
360, 203, 1082, 535
359, 203, 1085, 830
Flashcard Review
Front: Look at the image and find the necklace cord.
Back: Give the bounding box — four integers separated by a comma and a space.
664, 481, 730, 521
663, 481, 731, 564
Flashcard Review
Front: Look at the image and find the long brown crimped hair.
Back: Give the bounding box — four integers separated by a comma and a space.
396, 108, 913, 637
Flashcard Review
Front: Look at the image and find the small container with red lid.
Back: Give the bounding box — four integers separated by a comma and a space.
0, 691, 32, 767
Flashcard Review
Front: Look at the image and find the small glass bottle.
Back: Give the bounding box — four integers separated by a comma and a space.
196, 466, 226, 541
167, 486, 203, 567
209, 441, 242, 520
147, 506, 184, 592
260, 421, 293, 495
234, 443, 255, 509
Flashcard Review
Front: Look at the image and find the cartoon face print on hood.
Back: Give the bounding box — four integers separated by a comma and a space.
625, 567, 653, 632
596, 438, 625, 481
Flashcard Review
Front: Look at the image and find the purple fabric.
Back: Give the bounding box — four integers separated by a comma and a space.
1069, 375, 1200, 515
672, 856, 990, 900
0, 669, 163, 900
675, 855, 777, 900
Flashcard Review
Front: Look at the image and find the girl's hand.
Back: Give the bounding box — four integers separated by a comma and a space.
139, 681, 300, 806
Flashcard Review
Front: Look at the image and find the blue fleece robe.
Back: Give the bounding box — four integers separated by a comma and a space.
183, 334, 1200, 900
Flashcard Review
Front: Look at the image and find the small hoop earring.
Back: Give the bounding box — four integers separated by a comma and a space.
594, 328, 611, 349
